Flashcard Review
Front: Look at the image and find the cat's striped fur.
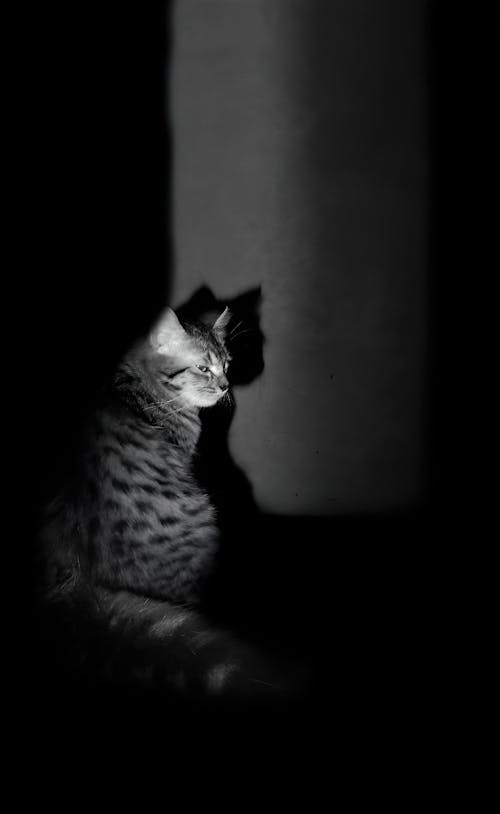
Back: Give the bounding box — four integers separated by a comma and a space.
39, 307, 295, 698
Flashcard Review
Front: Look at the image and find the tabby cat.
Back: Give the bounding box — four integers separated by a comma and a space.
39, 306, 295, 698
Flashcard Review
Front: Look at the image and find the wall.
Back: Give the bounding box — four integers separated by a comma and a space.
170, 0, 428, 515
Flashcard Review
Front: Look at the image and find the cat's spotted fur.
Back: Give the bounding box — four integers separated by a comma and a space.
40, 307, 293, 697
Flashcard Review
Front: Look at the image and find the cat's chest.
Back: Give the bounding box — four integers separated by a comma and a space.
89, 417, 212, 522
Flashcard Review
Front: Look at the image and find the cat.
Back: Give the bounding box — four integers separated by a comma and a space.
37, 304, 300, 699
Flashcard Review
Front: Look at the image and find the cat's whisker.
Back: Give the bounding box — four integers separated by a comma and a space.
228, 319, 244, 337
216, 391, 233, 411
249, 678, 279, 689
144, 394, 184, 410
145, 396, 184, 409
228, 329, 252, 341
164, 404, 189, 418
150, 402, 189, 426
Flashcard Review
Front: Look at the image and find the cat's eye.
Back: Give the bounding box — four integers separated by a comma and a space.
197, 365, 210, 373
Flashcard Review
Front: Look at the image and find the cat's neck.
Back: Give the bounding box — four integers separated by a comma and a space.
141, 398, 201, 452
110, 366, 202, 452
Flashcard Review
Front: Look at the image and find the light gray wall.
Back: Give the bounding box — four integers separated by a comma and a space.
170, 0, 427, 515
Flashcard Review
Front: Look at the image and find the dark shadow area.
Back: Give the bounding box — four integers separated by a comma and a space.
425, 1, 498, 521
20, 1, 173, 545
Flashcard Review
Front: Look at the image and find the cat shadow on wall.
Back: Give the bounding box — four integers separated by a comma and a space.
175, 285, 266, 629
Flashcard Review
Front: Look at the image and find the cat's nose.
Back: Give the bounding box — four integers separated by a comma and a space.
218, 375, 229, 392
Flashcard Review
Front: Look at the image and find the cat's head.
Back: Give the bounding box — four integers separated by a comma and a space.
175, 285, 265, 385
147, 306, 232, 408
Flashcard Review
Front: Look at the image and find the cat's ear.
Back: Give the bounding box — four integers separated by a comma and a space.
212, 307, 231, 341
150, 307, 188, 354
